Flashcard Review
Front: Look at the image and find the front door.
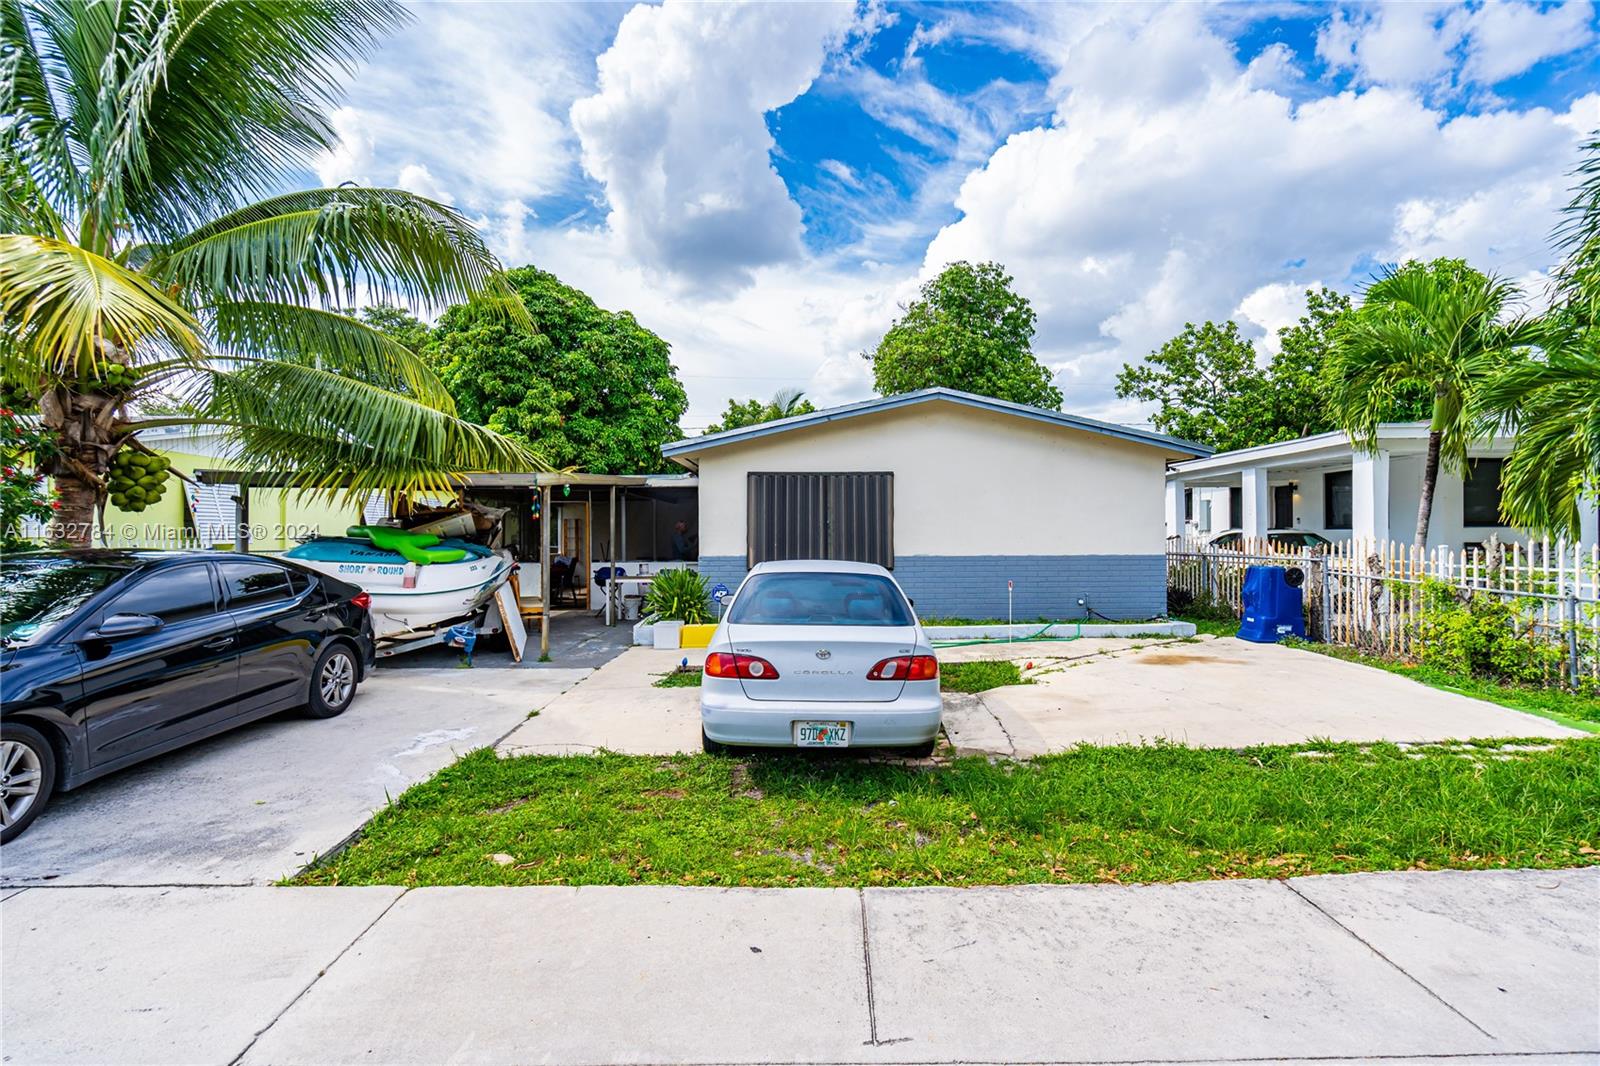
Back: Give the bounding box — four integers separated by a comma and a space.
1272, 485, 1295, 529
78, 563, 241, 765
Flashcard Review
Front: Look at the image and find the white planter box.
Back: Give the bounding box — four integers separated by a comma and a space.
653, 620, 683, 650
631, 620, 655, 646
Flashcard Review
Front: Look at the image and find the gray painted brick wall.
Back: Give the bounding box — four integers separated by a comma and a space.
696, 554, 1164, 621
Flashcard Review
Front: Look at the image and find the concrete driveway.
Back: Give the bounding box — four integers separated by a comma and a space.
941, 637, 1588, 756
0, 666, 588, 886
499, 646, 702, 757
496, 638, 1586, 759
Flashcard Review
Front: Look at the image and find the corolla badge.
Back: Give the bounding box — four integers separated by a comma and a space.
814, 649, 832, 660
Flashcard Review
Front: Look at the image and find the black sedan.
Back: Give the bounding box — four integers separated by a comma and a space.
0, 550, 376, 843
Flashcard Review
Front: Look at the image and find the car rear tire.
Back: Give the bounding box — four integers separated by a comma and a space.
701, 729, 727, 755
1, 723, 56, 844
304, 642, 360, 719
901, 737, 937, 759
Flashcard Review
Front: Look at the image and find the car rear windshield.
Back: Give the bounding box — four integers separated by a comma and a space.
0, 558, 129, 643
727, 572, 913, 626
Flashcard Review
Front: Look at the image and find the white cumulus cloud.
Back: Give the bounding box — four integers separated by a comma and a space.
569, 0, 858, 292
921, 5, 1595, 421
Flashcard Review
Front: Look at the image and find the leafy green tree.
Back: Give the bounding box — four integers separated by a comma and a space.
1115, 320, 1272, 451
359, 305, 433, 355
1116, 287, 1433, 452
1476, 136, 1600, 539
428, 267, 688, 473
1330, 258, 1527, 548
0, 0, 533, 545
868, 261, 1062, 408
703, 388, 815, 435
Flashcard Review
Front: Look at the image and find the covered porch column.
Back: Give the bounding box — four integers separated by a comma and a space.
1352, 450, 1390, 545
1240, 467, 1269, 541
1164, 478, 1185, 539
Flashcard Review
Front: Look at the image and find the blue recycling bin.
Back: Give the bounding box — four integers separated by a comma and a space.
1237, 565, 1306, 643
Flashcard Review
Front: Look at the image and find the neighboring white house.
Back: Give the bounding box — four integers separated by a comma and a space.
661, 387, 1210, 621
1165, 422, 1600, 549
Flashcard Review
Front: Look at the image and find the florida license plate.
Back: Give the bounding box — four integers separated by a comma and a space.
795, 721, 850, 747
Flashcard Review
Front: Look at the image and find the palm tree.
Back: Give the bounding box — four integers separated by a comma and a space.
1329, 259, 1526, 549
1473, 135, 1600, 540
0, 0, 537, 546
769, 387, 813, 418
1475, 327, 1597, 539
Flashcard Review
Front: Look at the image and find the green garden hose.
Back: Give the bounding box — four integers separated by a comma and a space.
930, 621, 1083, 648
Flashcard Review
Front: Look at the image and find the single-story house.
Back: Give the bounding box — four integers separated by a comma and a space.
661, 387, 1210, 621
1166, 423, 1600, 549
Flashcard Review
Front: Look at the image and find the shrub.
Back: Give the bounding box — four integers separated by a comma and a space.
645, 567, 714, 624
1167, 585, 1235, 620
1412, 580, 1565, 685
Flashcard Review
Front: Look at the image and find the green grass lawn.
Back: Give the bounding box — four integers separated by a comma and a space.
939, 659, 1029, 693
293, 739, 1600, 888
1285, 640, 1600, 730
653, 669, 703, 688
1173, 613, 1241, 638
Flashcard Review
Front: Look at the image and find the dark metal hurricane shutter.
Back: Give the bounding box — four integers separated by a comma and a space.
747, 472, 893, 568
825, 473, 893, 568
748, 473, 826, 566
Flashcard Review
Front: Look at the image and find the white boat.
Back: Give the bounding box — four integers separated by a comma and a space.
284, 534, 514, 639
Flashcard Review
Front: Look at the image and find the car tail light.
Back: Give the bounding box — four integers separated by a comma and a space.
866, 655, 938, 681
351, 592, 371, 610
704, 652, 780, 680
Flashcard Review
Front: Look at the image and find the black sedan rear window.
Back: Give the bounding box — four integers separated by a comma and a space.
1, 558, 128, 643
727, 572, 913, 626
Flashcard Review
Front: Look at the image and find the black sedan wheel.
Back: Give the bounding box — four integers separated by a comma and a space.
1, 723, 56, 844
305, 643, 359, 719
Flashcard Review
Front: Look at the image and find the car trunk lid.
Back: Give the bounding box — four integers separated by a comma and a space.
725, 623, 917, 702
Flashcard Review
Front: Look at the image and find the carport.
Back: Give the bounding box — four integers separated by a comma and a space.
192, 468, 699, 657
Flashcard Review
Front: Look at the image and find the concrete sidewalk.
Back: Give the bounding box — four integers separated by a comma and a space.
3, 867, 1594, 1065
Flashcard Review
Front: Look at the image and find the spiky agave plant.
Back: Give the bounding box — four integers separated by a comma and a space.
0, 0, 540, 545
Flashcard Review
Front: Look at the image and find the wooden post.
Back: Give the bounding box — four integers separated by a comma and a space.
539, 483, 552, 659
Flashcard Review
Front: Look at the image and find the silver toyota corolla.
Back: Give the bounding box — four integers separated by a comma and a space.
699, 560, 942, 755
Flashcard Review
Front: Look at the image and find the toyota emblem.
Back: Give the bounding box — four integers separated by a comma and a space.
815, 649, 832, 660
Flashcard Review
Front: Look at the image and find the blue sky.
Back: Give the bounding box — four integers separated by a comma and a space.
318, 1, 1600, 429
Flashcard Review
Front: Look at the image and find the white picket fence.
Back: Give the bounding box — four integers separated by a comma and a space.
1166, 535, 1600, 687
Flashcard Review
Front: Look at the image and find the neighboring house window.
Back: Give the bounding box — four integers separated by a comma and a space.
1463, 458, 1505, 527
1183, 488, 1193, 522
1228, 487, 1242, 529
747, 472, 893, 569
1324, 471, 1353, 530
1199, 500, 1213, 532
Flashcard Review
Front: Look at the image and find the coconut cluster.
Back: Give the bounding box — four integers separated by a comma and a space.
92, 363, 140, 392
108, 450, 172, 513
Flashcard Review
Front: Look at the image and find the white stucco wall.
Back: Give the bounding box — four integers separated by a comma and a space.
1385, 455, 1520, 548
690, 400, 1172, 558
